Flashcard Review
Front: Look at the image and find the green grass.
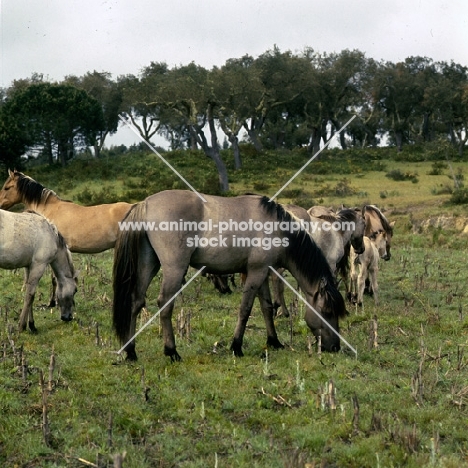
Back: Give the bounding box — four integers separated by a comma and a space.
1, 146, 468, 466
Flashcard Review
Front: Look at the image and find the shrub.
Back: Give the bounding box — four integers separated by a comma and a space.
428, 161, 448, 175
450, 188, 468, 205
385, 169, 419, 183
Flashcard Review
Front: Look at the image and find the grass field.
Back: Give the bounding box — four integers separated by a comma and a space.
1, 146, 468, 467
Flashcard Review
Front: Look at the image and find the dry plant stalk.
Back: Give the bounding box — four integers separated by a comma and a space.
108, 412, 113, 448
320, 380, 337, 412
177, 309, 191, 339
39, 369, 51, 447
113, 453, 126, 468
352, 394, 360, 434
369, 316, 378, 349
48, 347, 55, 392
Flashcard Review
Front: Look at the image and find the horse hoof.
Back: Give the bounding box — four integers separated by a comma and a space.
230, 340, 244, 357
267, 337, 285, 350
61, 315, 73, 322
164, 346, 181, 362
125, 353, 138, 361
48, 300, 56, 308
29, 322, 38, 333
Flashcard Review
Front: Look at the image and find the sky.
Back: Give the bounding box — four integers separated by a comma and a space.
1, 0, 467, 146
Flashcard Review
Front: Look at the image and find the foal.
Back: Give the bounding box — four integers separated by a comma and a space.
349, 230, 387, 306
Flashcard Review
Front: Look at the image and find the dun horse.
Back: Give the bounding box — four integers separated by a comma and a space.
0, 170, 134, 304
112, 190, 347, 361
272, 205, 365, 317
349, 230, 387, 306
363, 205, 394, 260
0, 210, 77, 331
0, 170, 134, 253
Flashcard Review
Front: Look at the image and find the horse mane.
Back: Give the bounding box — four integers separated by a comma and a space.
337, 208, 360, 223
259, 197, 346, 318
364, 205, 394, 235
315, 213, 336, 223
15, 171, 60, 205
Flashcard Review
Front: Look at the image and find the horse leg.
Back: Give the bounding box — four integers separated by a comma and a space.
231, 268, 269, 357
123, 246, 160, 362
48, 272, 57, 307
157, 268, 187, 362
18, 263, 47, 332
271, 268, 289, 317
256, 277, 284, 350
349, 253, 358, 304
357, 263, 368, 307
369, 263, 379, 306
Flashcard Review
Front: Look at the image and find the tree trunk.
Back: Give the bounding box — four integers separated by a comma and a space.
394, 130, 404, 152
230, 135, 242, 169
243, 118, 263, 151
308, 127, 321, 154
189, 107, 230, 193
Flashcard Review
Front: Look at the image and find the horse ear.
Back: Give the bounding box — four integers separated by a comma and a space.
319, 277, 327, 294
389, 221, 396, 228
8, 169, 14, 177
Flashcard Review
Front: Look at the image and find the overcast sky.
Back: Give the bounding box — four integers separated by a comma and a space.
1, 0, 467, 146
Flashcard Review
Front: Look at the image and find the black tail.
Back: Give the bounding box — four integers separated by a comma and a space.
112, 202, 147, 343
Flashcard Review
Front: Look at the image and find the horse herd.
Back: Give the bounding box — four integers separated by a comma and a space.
0, 169, 394, 361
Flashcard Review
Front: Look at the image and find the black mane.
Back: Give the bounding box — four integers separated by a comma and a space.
259, 196, 346, 317
15, 172, 59, 205
337, 208, 360, 223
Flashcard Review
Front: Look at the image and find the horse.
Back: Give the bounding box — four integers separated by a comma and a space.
112, 190, 347, 361
349, 230, 387, 306
0, 170, 134, 253
271, 205, 366, 317
0, 210, 77, 332
362, 205, 394, 261
0, 169, 134, 304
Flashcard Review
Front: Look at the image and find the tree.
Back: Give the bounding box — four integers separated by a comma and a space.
2, 82, 105, 165
372, 58, 429, 151
119, 62, 171, 145
65, 71, 123, 157
159, 63, 230, 192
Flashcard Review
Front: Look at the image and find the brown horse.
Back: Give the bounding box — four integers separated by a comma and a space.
0, 170, 134, 254
112, 190, 347, 361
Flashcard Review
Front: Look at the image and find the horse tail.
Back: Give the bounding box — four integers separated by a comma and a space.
112, 201, 147, 343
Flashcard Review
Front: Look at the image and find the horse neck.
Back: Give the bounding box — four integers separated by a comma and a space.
23, 188, 59, 213
281, 254, 318, 296
50, 245, 75, 284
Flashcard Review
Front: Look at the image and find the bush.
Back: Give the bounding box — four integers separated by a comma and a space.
428, 161, 448, 175
450, 188, 468, 205
385, 169, 419, 183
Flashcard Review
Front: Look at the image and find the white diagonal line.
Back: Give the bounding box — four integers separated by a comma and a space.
269, 266, 357, 357
269, 115, 357, 201
116, 266, 206, 355
118, 114, 207, 203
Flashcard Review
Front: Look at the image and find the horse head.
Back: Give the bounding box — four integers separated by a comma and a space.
369, 230, 388, 260
303, 276, 347, 352
349, 208, 366, 255
0, 169, 22, 209
56, 272, 78, 322
363, 205, 394, 261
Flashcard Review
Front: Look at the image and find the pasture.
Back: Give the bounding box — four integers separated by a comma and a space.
1, 146, 468, 467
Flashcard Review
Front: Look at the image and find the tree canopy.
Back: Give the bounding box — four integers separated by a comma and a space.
1, 47, 467, 189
